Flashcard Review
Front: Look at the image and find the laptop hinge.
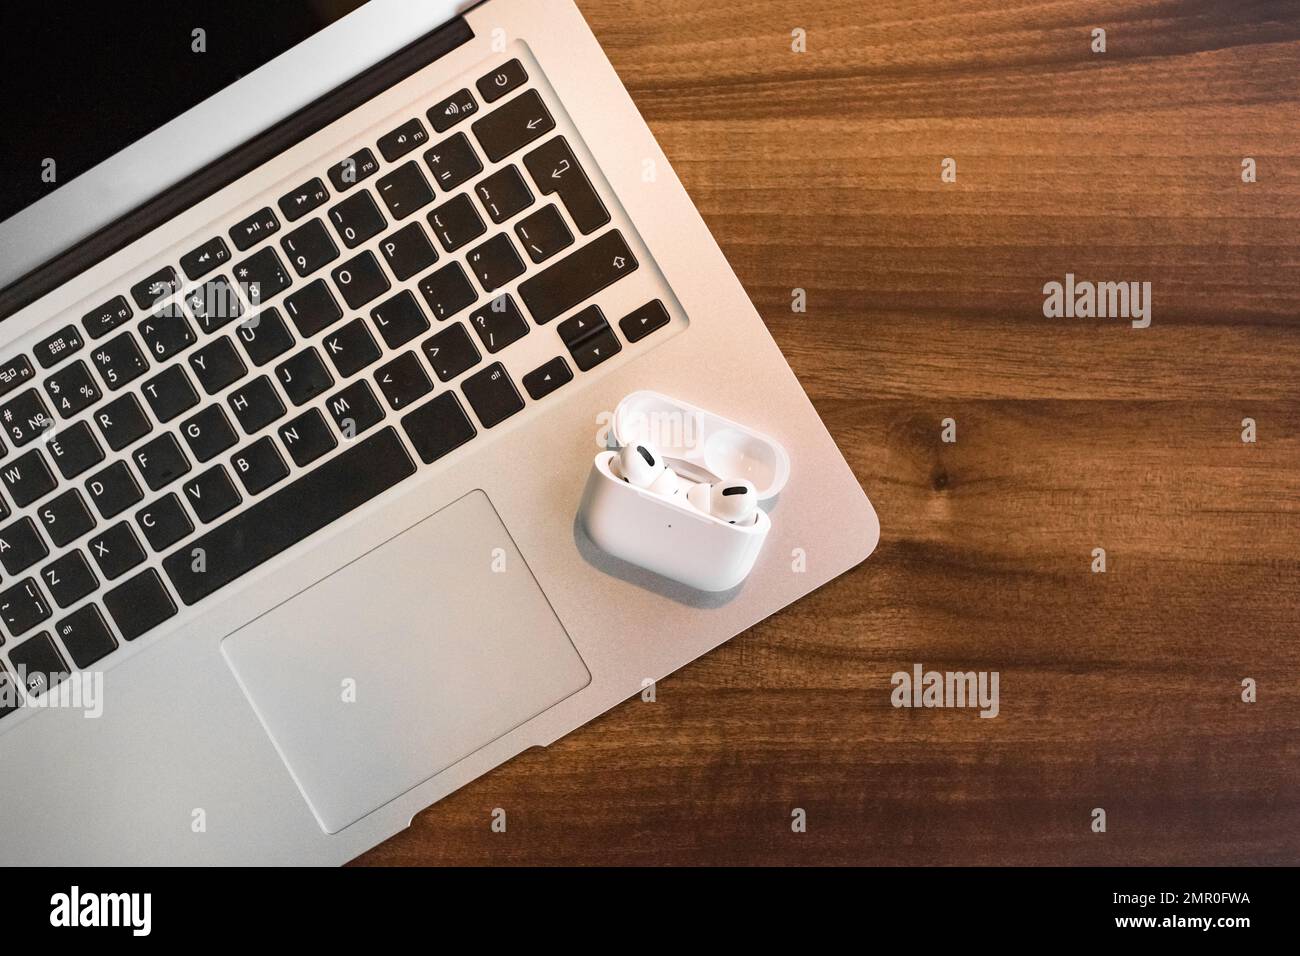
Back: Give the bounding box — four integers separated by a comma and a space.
0, 16, 474, 322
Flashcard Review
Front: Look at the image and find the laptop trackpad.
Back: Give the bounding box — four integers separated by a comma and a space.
221, 489, 591, 835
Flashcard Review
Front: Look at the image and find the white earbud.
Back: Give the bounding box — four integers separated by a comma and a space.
687, 479, 759, 525
615, 443, 681, 497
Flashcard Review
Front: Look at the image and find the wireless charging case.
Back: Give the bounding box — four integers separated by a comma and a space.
578, 391, 791, 591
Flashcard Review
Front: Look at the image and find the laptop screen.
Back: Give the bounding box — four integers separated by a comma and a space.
0, 1, 370, 225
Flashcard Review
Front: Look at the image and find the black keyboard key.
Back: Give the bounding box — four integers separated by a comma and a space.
326, 380, 385, 438
34, 325, 85, 369
180, 236, 232, 280
377, 162, 435, 221
139, 310, 196, 361
37, 488, 95, 548
42, 550, 99, 609
558, 304, 623, 372
164, 428, 416, 605
48, 421, 104, 480
371, 291, 430, 349
378, 118, 430, 162
103, 569, 177, 641
417, 262, 478, 321
230, 207, 280, 251
81, 295, 134, 340
327, 148, 379, 192
476, 59, 528, 103
523, 137, 610, 235
0, 517, 49, 575
423, 132, 483, 192
2, 448, 56, 507
85, 461, 143, 519
514, 203, 574, 263
472, 89, 555, 163
428, 88, 478, 132
188, 337, 247, 395
183, 466, 242, 523
620, 299, 671, 343
427, 193, 487, 253
0, 666, 18, 717
42, 548, 98, 608
1, 389, 56, 446
331, 251, 391, 309
402, 392, 476, 464
7, 631, 65, 695
234, 247, 292, 306
141, 365, 200, 423
518, 229, 638, 324
278, 409, 337, 467
468, 294, 530, 354
129, 266, 181, 312
522, 356, 573, 401
88, 522, 146, 580
275, 348, 334, 406
95, 391, 152, 451
236, 308, 294, 366
280, 218, 340, 278
132, 433, 192, 491
183, 276, 244, 334
91, 331, 150, 390
461, 362, 524, 429
231, 437, 289, 495
277, 177, 330, 223
180, 405, 238, 463
283, 280, 343, 338
379, 222, 438, 281
1, 578, 53, 638
323, 319, 382, 378
0, 355, 36, 398
43, 360, 101, 419
466, 234, 525, 292
374, 351, 432, 411
227, 376, 285, 434
476, 165, 534, 224
136, 493, 194, 552
55, 603, 117, 668
422, 323, 481, 382
328, 190, 386, 249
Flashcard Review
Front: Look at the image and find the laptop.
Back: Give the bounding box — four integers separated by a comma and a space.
0, 0, 879, 863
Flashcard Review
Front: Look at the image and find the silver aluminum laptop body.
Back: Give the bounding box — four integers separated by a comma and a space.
0, 0, 879, 864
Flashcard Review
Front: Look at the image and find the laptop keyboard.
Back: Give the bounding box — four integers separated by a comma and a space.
0, 55, 673, 706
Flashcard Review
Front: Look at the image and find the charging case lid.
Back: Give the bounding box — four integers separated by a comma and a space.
609, 390, 791, 500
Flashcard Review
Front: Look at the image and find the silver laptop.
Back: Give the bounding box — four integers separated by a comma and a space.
0, 0, 879, 863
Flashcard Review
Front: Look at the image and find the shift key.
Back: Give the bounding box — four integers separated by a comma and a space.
517, 230, 638, 325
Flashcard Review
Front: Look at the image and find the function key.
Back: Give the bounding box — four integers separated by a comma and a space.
81, 295, 134, 340
0, 355, 36, 399
129, 267, 182, 312
34, 325, 85, 369
179, 236, 232, 281
229, 207, 280, 252
327, 148, 380, 193
476, 59, 528, 104
277, 177, 330, 223
428, 89, 478, 133
377, 119, 430, 162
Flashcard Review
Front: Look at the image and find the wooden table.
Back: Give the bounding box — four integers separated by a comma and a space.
357, 0, 1300, 865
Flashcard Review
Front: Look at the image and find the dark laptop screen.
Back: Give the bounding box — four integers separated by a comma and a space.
0, 0, 369, 224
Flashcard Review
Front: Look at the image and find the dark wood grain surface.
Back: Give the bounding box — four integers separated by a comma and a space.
356, 0, 1300, 865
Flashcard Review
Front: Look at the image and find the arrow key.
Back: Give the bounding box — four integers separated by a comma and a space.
522, 356, 572, 401
618, 299, 670, 344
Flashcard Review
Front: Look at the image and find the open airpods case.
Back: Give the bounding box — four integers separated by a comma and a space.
578, 391, 791, 592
